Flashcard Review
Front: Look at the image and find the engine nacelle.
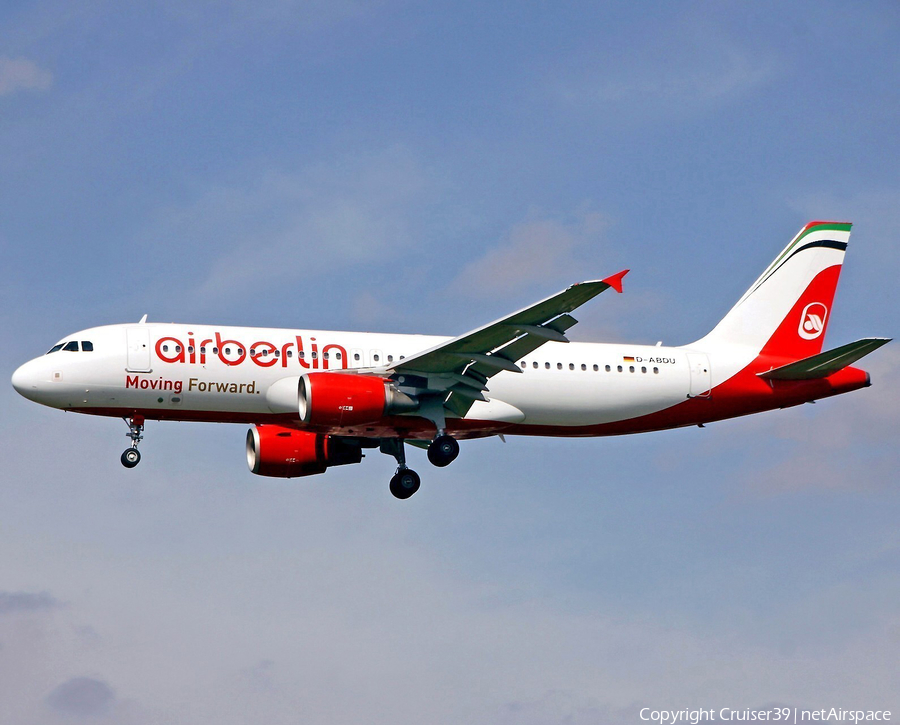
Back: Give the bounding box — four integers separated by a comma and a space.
246, 425, 362, 478
297, 372, 417, 428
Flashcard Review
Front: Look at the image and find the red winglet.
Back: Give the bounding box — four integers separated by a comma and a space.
602, 269, 629, 294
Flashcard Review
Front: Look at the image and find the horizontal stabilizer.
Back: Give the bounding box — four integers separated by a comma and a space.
758, 338, 891, 381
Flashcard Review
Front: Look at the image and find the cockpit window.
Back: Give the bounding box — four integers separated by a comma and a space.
63, 341, 79, 352
82, 341, 94, 352
47, 344, 64, 354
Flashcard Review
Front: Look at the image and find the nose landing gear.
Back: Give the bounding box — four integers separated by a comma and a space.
121, 415, 144, 468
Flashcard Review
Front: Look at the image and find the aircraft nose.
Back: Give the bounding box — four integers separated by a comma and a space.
11, 359, 45, 402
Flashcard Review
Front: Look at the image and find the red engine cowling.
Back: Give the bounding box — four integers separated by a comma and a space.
298, 372, 409, 428
246, 425, 362, 478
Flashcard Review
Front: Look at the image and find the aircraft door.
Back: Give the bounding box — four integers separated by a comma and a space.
350, 348, 364, 368
686, 352, 711, 398
126, 327, 152, 372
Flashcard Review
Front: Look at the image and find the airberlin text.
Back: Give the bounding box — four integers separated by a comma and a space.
154, 332, 348, 370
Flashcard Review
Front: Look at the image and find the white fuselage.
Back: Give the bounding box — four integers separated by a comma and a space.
14, 322, 728, 434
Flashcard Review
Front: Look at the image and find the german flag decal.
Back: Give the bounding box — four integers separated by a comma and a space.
623, 356, 636, 362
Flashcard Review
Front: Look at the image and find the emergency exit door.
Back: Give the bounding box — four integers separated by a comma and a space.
126, 327, 152, 372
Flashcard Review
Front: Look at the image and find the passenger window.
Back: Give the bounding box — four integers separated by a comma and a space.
387, 355, 393, 363
533, 361, 538, 368
593, 364, 599, 371
324, 352, 329, 360
373, 354, 380, 362
629, 366, 635, 373
520, 361, 526, 369
641, 366, 647, 373
617, 365, 623, 372
354, 353, 360, 361
605, 365, 611, 372
545, 362, 550, 369
653, 367, 659, 374
63, 341, 79, 352
82, 341, 94, 352
557, 363, 562, 370
336, 352, 342, 360
581, 364, 586, 371
569, 363, 575, 370
47, 344, 64, 354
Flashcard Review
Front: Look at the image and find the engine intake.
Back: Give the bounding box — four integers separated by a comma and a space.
246, 425, 362, 478
297, 372, 417, 428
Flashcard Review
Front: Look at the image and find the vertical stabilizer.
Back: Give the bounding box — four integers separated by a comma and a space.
694, 222, 851, 360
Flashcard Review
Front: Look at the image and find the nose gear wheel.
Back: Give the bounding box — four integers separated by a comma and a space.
121, 415, 145, 468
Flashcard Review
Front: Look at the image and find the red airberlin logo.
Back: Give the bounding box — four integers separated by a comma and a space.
798, 302, 828, 340
154, 332, 349, 370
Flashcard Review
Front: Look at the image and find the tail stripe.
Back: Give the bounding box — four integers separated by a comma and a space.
749, 239, 848, 296
740, 223, 851, 304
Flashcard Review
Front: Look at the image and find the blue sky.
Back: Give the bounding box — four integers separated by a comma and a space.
2, 1, 899, 722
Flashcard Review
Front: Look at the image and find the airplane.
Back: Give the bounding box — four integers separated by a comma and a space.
11, 221, 890, 499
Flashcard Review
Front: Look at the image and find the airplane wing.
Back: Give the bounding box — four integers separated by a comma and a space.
381, 270, 628, 417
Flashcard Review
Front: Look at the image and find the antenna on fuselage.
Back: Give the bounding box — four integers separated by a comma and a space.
138, 314, 148, 324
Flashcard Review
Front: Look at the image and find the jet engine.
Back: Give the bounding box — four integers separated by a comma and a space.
297, 372, 418, 427
246, 425, 363, 478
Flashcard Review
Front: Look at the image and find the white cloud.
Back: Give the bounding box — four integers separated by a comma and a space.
45, 676, 116, 717
0, 591, 61, 615
452, 207, 610, 299
0, 57, 52, 96
742, 346, 900, 495
138, 145, 430, 304
548, 23, 774, 122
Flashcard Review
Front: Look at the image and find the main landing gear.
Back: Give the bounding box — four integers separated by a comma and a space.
427, 433, 459, 467
381, 432, 460, 499
121, 415, 144, 468
381, 439, 420, 499
390, 468, 421, 500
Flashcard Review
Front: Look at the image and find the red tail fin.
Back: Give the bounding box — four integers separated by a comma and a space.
692, 221, 851, 361
759, 263, 842, 360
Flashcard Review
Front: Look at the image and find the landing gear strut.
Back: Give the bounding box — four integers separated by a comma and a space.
121, 415, 144, 468
381, 439, 420, 499
427, 433, 459, 467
